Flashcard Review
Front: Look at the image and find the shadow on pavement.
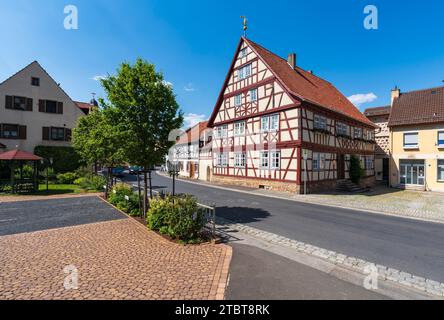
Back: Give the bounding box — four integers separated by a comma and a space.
216, 206, 270, 224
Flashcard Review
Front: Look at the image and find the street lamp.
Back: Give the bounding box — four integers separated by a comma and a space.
40, 157, 53, 193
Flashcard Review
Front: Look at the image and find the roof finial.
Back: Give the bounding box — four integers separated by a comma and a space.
240, 16, 248, 37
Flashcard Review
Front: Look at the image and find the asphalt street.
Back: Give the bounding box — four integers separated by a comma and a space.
0, 196, 125, 236
127, 173, 444, 283
226, 243, 388, 300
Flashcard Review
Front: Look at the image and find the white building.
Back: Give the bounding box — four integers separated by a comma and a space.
0, 61, 85, 154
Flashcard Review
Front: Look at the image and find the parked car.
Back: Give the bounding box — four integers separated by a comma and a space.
129, 166, 143, 174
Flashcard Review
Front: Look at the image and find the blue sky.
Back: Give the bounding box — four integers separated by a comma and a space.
1, 0, 443, 128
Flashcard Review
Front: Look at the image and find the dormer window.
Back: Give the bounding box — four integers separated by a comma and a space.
31, 77, 40, 86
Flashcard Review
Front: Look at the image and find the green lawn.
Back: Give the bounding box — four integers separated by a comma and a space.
35, 184, 86, 195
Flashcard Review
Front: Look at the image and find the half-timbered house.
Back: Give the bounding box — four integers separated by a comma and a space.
208, 37, 377, 193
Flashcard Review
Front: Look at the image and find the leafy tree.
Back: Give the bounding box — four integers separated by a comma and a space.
72, 108, 125, 196
100, 58, 183, 214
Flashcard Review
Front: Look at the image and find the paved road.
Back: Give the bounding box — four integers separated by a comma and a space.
227, 243, 387, 300
128, 173, 444, 283
0, 196, 125, 236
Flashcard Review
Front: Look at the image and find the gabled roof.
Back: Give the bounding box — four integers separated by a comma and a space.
364, 106, 391, 117
0, 61, 85, 114
0, 149, 42, 161
176, 121, 209, 145
209, 37, 376, 128
388, 86, 444, 127
75, 101, 95, 115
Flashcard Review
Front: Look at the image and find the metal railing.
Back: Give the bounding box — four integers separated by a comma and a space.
197, 202, 217, 240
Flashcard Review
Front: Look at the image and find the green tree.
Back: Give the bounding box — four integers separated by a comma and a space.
100, 58, 183, 214
72, 108, 125, 196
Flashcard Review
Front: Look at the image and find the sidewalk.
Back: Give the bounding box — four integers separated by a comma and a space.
163, 173, 444, 224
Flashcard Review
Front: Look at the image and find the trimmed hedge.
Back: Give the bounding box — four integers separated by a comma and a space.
34, 146, 84, 174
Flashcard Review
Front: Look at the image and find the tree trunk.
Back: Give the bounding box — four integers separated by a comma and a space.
137, 172, 142, 217
143, 171, 148, 218
148, 170, 153, 199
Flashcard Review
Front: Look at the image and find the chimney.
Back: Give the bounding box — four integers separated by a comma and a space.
287, 53, 296, 69
391, 86, 401, 105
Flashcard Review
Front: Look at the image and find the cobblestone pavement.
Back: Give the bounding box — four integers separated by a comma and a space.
217, 217, 444, 298
0, 193, 101, 203
0, 212, 231, 300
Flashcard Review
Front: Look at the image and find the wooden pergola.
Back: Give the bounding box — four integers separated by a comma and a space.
0, 149, 42, 193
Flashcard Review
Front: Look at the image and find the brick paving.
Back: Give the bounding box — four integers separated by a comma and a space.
0, 213, 231, 300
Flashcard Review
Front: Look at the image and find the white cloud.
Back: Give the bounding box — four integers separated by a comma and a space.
184, 83, 195, 92
183, 113, 207, 129
347, 93, 378, 106
92, 75, 106, 81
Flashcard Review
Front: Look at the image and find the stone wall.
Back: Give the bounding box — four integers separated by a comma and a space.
211, 175, 300, 193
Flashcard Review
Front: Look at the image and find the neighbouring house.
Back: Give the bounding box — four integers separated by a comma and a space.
75, 99, 98, 115
388, 86, 444, 192
208, 37, 377, 194
364, 105, 391, 183
0, 61, 86, 154
171, 121, 211, 179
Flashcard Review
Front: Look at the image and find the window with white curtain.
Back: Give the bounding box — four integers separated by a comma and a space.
235, 94, 242, 107
217, 153, 228, 167
250, 88, 258, 102
234, 121, 245, 136
404, 132, 419, 148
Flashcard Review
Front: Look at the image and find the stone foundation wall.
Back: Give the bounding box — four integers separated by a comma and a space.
211, 175, 300, 193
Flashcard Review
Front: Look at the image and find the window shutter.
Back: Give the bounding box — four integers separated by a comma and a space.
26, 98, 33, 111
19, 126, 27, 140
39, 100, 45, 112
57, 102, 63, 114
42, 127, 50, 140
65, 128, 72, 141
5, 96, 13, 109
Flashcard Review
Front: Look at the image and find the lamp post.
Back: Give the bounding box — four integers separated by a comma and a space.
40, 157, 53, 193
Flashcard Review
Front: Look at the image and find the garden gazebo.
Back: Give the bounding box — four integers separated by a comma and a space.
0, 149, 42, 193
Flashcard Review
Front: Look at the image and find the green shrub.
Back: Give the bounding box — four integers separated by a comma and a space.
13, 164, 35, 179
56, 172, 79, 184
147, 195, 205, 242
89, 175, 107, 191
108, 184, 140, 217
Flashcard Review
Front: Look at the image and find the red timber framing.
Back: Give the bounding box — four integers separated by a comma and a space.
208, 37, 376, 192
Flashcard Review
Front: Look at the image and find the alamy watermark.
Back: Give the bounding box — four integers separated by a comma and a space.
363, 5, 378, 30
64, 5, 78, 30
363, 264, 379, 290
63, 265, 79, 290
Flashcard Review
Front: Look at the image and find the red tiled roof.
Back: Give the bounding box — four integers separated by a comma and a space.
0, 149, 42, 161
176, 121, 209, 145
209, 37, 376, 128
364, 106, 391, 117
75, 101, 94, 110
388, 86, 444, 127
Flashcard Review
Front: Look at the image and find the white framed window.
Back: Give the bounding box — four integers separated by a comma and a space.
240, 48, 247, 58
353, 127, 363, 139
262, 114, 279, 132
438, 160, 444, 181
438, 131, 444, 147
260, 152, 269, 169
314, 115, 327, 131
313, 153, 326, 171
365, 157, 374, 170
270, 151, 281, 170
215, 125, 228, 138
250, 88, 258, 102
404, 132, 419, 149
217, 153, 228, 167
336, 122, 349, 136
238, 64, 252, 80
235, 94, 242, 107
234, 121, 245, 136
235, 153, 246, 167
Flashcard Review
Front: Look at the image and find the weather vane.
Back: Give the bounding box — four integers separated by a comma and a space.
240, 16, 248, 37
